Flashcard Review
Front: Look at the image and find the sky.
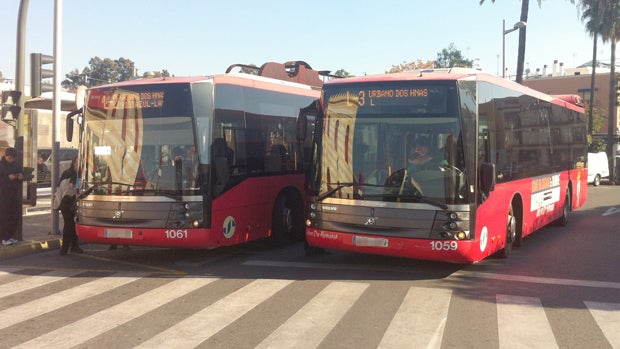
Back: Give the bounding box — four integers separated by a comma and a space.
0, 0, 613, 83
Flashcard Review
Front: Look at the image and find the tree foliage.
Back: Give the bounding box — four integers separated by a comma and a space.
333, 69, 353, 77
435, 43, 473, 68
62, 57, 173, 90
386, 60, 434, 73
386, 43, 473, 73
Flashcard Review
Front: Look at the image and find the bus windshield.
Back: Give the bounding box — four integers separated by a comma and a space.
319, 82, 467, 204
82, 84, 200, 195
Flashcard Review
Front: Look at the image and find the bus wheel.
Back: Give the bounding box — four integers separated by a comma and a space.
555, 192, 570, 227
271, 195, 298, 247
500, 206, 517, 258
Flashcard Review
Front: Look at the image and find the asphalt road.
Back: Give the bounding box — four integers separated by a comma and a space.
1, 185, 618, 348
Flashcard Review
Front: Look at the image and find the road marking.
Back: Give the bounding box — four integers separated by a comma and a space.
497, 294, 558, 349
14, 276, 218, 349
456, 270, 620, 289
0, 269, 84, 297
378, 287, 451, 349
137, 279, 293, 348
602, 207, 620, 217
78, 253, 187, 276
0, 272, 145, 331
584, 301, 620, 347
243, 260, 620, 289
255, 281, 369, 349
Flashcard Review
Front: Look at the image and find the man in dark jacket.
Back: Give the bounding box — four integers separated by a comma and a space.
0, 147, 23, 245
58, 155, 83, 255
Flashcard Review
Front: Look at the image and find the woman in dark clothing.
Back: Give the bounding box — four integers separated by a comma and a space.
58, 155, 83, 255
0, 147, 23, 245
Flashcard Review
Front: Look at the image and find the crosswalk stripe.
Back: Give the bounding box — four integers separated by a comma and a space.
13, 276, 218, 349
0, 272, 145, 331
584, 301, 620, 347
255, 281, 369, 349
136, 279, 294, 348
497, 294, 558, 349
0, 269, 18, 277
0, 269, 84, 298
378, 286, 452, 349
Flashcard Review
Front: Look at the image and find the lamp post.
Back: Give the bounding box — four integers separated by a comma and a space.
502, 19, 527, 78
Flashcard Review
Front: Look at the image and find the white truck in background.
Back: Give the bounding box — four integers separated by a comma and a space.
587, 152, 609, 186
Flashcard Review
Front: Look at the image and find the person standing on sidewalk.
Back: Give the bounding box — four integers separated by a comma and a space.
0, 147, 23, 246
58, 155, 83, 255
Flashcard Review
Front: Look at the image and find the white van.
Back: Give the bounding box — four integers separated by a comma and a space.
587, 152, 609, 186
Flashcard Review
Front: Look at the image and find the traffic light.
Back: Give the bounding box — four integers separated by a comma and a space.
1, 90, 22, 122
30, 53, 54, 97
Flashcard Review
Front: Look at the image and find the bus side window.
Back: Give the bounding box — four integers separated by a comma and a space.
212, 138, 234, 195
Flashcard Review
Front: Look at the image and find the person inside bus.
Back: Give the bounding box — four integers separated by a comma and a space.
408, 137, 434, 170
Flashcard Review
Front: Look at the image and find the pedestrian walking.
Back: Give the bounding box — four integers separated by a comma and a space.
58, 155, 83, 255
0, 147, 23, 245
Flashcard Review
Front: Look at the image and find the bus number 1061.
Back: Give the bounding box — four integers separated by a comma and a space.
430, 241, 458, 251
165, 229, 188, 239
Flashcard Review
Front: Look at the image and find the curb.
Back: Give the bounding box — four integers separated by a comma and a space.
0, 238, 62, 260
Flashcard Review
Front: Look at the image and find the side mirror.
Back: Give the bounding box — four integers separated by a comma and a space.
480, 162, 496, 194
66, 107, 83, 143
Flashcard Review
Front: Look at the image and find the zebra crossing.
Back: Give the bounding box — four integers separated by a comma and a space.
0, 268, 618, 349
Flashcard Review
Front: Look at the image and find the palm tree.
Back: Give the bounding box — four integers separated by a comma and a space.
480, 0, 542, 83
578, 0, 607, 135
579, 0, 619, 181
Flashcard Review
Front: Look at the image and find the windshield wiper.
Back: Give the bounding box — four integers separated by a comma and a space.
318, 182, 356, 201
397, 194, 448, 210
138, 189, 182, 201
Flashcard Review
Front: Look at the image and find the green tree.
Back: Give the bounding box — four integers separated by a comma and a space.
435, 43, 473, 68
63, 57, 174, 89
579, 0, 620, 180
333, 69, 352, 77
480, 0, 543, 83
577, 0, 608, 135
386, 59, 434, 73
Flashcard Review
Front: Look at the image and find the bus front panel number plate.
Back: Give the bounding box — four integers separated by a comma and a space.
104, 229, 133, 239
353, 236, 388, 247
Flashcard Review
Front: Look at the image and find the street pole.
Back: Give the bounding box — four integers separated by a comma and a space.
51, 0, 63, 236
502, 19, 506, 78
14, 0, 30, 241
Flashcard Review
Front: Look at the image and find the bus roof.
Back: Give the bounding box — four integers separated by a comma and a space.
89, 61, 326, 93
324, 68, 585, 112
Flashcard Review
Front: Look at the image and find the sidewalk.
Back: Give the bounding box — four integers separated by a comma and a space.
0, 189, 63, 260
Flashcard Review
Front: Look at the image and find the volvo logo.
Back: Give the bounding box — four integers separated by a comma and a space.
365, 208, 378, 226
112, 210, 125, 219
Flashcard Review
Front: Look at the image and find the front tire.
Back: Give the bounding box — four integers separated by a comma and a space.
593, 174, 601, 186
270, 194, 303, 247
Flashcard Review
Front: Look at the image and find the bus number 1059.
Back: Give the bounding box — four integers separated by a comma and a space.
430, 241, 458, 251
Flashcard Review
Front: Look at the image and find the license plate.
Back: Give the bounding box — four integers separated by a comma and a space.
104, 229, 133, 239
353, 236, 388, 247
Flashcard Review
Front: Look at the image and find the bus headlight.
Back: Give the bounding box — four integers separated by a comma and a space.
306, 219, 313, 227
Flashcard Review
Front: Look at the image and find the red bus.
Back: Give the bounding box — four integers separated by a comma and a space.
304, 69, 588, 263
69, 61, 325, 249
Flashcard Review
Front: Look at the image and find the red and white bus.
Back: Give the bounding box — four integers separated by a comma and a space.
69, 61, 325, 249
305, 69, 588, 263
